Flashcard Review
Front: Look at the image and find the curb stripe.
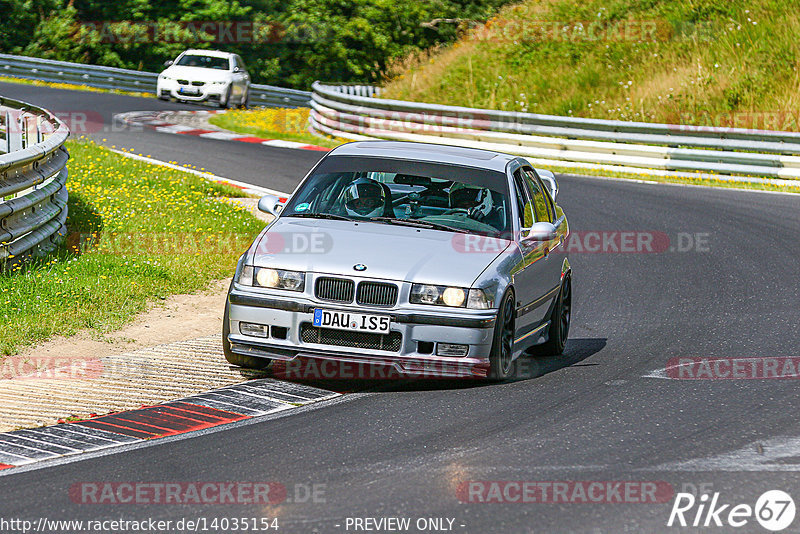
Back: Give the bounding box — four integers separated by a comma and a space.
115, 110, 330, 152
177, 129, 216, 136
0, 434, 77, 455
0, 450, 37, 465
50, 424, 139, 444
236, 136, 273, 143
75, 420, 158, 439
0, 379, 339, 473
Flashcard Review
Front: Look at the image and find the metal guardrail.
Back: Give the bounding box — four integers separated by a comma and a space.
0, 96, 70, 266
0, 53, 311, 108
310, 82, 800, 183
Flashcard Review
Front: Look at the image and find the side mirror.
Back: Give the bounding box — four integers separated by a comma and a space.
257, 194, 284, 217
524, 222, 558, 242
164, 60, 174, 67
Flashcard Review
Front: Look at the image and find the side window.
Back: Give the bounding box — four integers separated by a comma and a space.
512, 170, 534, 229
523, 168, 552, 223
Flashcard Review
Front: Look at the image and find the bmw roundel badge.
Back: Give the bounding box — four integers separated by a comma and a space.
354, 264, 367, 272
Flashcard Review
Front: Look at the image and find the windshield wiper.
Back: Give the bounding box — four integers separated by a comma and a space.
287, 213, 356, 222
368, 217, 470, 234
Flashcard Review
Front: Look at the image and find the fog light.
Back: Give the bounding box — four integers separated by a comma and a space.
437, 343, 469, 357
240, 322, 269, 338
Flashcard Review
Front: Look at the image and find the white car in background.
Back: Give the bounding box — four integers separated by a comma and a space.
157, 49, 251, 108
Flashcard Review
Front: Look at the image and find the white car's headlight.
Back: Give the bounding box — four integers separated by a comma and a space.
238, 266, 305, 292
209, 80, 227, 85
159, 74, 171, 81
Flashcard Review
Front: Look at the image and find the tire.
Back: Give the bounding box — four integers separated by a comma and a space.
240, 89, 250, 109
536, 275, 572, 356
488, 290, 516, 380
219, 86, 232, 109
222, 283, 272, 370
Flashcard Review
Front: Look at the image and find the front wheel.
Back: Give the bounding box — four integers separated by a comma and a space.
488, 290, 516, 380
219, 86, 233, 109
222, 284, 271, 370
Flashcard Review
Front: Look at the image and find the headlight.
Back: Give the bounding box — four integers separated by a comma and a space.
237, 266, 305, 292
410, 284, 467, 308
238, 265, 254, 285
467, 289, 493, 310
210, 80, 227, 85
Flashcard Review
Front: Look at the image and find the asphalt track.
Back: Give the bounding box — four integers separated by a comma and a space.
2, 81, 800, 533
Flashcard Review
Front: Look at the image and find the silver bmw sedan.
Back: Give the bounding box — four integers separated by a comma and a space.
224, 141, 571, 380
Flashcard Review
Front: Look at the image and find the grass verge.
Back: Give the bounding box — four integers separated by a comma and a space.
209, 107, 347, 149
383, 0, 800, 130
0, 75, 150, 98
0, 140, 264, 356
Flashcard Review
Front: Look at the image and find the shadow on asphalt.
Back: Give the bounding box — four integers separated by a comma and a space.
513, 337, 607, 382
235, 337, 607, 394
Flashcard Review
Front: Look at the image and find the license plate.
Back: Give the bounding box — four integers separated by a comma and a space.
313, 309, 391, 334
179, 88, 199, 95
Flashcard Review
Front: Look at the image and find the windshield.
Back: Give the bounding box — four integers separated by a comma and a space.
176, 54, 230, 70
283, 157, 511, 236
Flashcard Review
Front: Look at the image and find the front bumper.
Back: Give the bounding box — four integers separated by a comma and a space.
157, 79, 227, 103
227, 287, 498, 378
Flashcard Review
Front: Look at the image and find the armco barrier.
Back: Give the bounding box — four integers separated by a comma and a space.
0, 96, 70, 266
309, 82, 800, 183
0, 53, 311, 108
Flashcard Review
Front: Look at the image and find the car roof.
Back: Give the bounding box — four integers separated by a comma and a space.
180, 49, 235, 58
328, 141, 517, 173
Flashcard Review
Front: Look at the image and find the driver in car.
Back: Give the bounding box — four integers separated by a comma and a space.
449, 182, 494, 222
340, 178, 388, 218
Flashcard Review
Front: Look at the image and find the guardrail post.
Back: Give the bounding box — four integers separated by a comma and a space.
3, 111, 9, 154
6, 110, 23, 153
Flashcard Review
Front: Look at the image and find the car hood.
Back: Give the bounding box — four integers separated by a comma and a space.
249, 218, 511, 287
162, 65, 230, 82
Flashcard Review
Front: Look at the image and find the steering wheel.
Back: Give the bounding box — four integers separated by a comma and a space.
442, 208, 471, 217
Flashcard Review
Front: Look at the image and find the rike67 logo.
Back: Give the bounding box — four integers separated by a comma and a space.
668, 490, 796, 531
